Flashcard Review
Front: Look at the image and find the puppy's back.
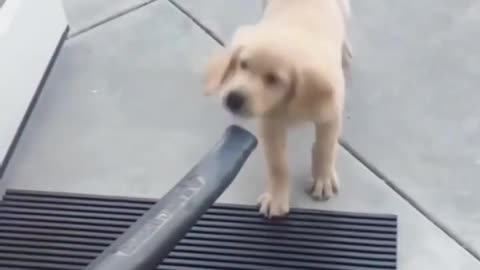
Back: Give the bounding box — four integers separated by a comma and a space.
263, 0, 347, 47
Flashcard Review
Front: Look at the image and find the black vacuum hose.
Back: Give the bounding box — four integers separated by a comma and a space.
86, 125, 257, 270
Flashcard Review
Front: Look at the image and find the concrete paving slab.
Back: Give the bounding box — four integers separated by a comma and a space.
174, 0, 480, 258
221, 138, 480, 270
170, 0, 263, 42
345, 0, 480, 254
62, 0, 153, 35
4, 1, 227, 198
172, 0, 263, 38
2, 0, 479, 268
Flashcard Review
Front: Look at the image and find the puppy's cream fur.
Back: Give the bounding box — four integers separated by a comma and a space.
205, 0, 351, 217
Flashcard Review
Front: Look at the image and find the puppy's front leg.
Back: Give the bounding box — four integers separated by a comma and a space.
310, 118, 341, 200
257, 118, 290, 218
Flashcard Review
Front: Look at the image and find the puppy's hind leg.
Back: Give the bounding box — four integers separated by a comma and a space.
309, 118, 341, 201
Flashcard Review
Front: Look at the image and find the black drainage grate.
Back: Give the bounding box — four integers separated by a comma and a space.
0, 189, 155, 270
0, 190, 397, 270
159, 204, 397, 270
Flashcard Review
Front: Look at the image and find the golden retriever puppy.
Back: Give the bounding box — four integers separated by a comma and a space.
204, 0, 351, 217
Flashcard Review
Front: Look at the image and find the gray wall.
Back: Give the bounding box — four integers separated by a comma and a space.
0, 0, 67, 196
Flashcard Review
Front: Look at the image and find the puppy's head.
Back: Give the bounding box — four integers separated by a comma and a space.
204, 33, 296, 117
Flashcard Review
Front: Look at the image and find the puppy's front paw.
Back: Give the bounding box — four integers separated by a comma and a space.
257, 193, 289, 218
309, 172, 339, 201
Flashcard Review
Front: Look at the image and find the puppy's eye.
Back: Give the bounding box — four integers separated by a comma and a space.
264, 73, 279, 85
239, 60, 248, 70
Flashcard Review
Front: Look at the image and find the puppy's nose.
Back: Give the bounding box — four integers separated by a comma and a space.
225, 91, 245, 112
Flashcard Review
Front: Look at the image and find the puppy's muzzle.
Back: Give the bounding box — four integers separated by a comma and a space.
224, 90, 246, 114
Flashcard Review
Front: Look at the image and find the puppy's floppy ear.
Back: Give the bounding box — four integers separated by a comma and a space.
204, 25, 254, 95
204, 48, 238, 96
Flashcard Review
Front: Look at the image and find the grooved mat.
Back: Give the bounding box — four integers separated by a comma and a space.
0, 190, 397, 270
